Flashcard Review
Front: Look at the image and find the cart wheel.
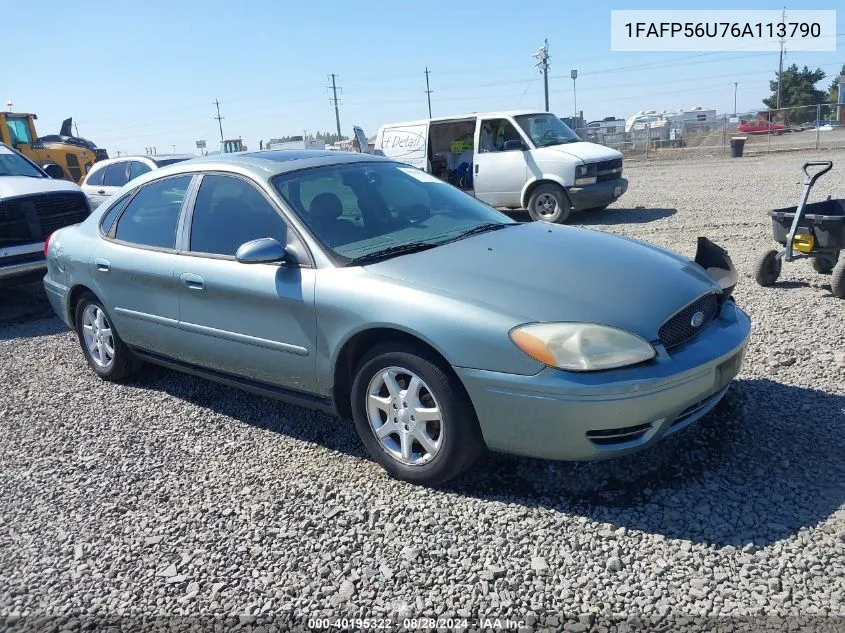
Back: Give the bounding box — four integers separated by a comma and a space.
811, 253, 839, 274
754, 249, 782, 286
831, 260, 845, 299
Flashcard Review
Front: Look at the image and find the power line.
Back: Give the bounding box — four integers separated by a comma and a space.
424, 67, 433, 117
328, 74, 343, 139
213, 99, 224, 141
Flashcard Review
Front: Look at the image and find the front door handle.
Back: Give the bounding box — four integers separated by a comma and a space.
180, 272, 205, 291
474, 164, 479, 174
94, 258, 110, 272
97, 189, 106, 195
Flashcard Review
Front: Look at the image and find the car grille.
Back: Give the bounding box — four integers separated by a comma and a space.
594, 157, 623, 183
658, 292, 719, 349
0, 192, 89, 248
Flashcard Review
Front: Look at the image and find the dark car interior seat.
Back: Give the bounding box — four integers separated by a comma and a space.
308, 192, 365, 247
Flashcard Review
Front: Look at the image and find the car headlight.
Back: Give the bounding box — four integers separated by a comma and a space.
575, 163, 597, 186
510, 323, 656, 371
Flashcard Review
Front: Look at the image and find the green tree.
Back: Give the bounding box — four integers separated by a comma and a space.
829, 64, 844, 104
763, 64, 827, 121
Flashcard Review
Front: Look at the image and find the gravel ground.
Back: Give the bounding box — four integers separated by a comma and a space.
1, 150, 844, 632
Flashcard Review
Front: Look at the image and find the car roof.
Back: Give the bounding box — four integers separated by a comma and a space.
172, 150, 392, 175
380, 110, 545, 128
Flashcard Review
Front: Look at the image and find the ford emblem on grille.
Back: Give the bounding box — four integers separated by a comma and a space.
690, 311, 705, 328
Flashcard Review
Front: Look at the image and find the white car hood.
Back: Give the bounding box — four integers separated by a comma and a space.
0, 176, 82, 200
543, 142, 623, 164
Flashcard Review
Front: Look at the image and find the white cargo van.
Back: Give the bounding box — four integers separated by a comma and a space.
372, 110, 627, 223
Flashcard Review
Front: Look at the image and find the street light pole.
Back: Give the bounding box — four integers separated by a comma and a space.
571, 70, 578, 119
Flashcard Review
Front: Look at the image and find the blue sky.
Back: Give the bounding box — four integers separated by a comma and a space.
6, 1, 843, 155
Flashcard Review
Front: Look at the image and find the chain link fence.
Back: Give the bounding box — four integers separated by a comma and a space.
569, 102, 845, 160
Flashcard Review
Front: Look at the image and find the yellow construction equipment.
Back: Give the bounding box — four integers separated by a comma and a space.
0, 113, 108, 183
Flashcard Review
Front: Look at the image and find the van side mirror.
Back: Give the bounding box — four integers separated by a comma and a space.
235, 237, 287, 264
503, 140, 526, 152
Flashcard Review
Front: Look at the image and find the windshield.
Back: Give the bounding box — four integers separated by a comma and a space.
0, 146, 44, 178
272, 162, 515, 264
515, 113, 581, 148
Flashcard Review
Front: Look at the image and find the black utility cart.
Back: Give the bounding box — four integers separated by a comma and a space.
755, 161, 845, 298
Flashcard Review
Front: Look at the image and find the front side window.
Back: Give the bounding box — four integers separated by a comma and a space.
515, 113, 581, 148
272, 161, 514, 264
129, 161, 152, 181
0, 145, 44, 178
5, 118, 33, 145
85, 164, 106, 187
189, 175, 287, 256
102, 162, 129, 187
113, 175, 192, 249
479, 118, 524, 153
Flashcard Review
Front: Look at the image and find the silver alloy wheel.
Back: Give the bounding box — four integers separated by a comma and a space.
535, 193, 558, 218
81, 304, 115, 370
366, 366, 443, 466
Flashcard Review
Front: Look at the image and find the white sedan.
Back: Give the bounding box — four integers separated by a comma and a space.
80, 154, 195, 209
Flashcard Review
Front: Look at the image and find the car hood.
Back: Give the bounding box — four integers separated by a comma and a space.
0, 176, 82, 199
541, 142, 623, 163
365, 223, 720, 341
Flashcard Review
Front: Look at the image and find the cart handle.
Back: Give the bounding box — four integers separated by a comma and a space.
802, 161, 833, 186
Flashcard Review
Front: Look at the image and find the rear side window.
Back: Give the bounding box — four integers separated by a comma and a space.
99, 195, 131, 235
103, 162, 129, 187
129, 161, 152, 181
189, 174, 287, 256
114, 176, 192, 249
85, 165, 106, 187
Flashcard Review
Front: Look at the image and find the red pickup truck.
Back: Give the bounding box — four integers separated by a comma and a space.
738, 120, 786, 135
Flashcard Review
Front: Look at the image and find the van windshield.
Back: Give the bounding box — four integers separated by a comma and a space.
515, 114, 581, 148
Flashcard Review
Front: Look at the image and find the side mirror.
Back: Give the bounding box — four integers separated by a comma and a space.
43, 164, 65, 179
503, 140, 526, 152
235, 237, 287, 264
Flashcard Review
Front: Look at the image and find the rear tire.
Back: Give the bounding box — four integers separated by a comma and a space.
831, 260, 845, 299
527, 183, 570, 224
350, 342, 484, 486
754, 249, 782, 286
811, 253, 838, 274
74, 292, 141, 381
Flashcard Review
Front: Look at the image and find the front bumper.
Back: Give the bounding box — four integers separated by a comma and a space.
0, 243, 47, 285
456, 300, 750, 461
568, 178, 628, 211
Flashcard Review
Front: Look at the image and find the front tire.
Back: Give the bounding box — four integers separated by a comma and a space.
527, 183, 571, 224
754, 249, 782, 286
74, 292, 140, 381
350, 342, 484, 485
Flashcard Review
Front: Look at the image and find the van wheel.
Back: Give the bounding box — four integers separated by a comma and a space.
528, 184, 570, 224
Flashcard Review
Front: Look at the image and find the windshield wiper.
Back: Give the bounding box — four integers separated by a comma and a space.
347, 241, 439, 266
442, 222, 515, 244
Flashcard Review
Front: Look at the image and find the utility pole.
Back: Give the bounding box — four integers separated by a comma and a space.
533, 39, 550, 112
172, 144, 176, 153
776, 7, 786, 110
571, 70, 578, 119
213, 99, 225, 141
328, 74, 342, 140
733, 82, 738, 116
424, 67, 433, 117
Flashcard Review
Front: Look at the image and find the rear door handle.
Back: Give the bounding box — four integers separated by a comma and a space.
94, 258, 110, 272
180, 272, 205, 291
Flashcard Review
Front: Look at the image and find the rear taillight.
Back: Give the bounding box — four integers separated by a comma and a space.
44, 232, 53, 258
